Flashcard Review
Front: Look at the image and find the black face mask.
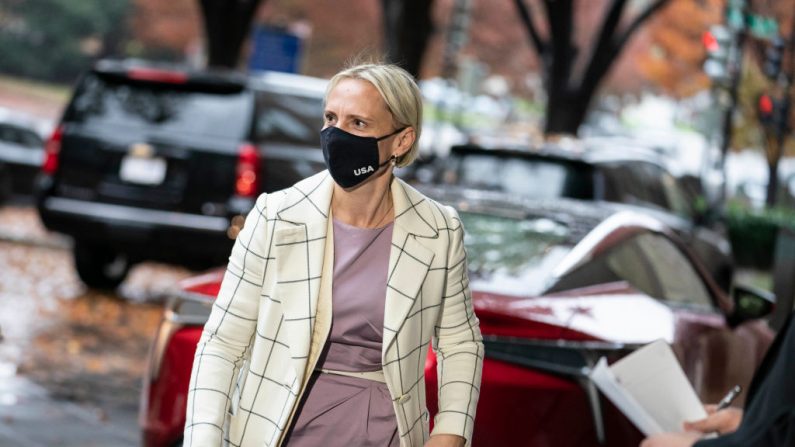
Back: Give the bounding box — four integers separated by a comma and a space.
320, 126, 404, 188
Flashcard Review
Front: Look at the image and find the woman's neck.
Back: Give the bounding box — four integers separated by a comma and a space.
331, 173, 394, 228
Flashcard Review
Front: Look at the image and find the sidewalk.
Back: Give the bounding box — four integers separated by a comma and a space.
0, 201, 71, 250
0, 375, 138, 447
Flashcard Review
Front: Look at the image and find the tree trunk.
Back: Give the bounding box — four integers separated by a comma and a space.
382, 0, 434, 78
99, 25, 125, 59
199, 0, 264, 68
544, 91, 591, 135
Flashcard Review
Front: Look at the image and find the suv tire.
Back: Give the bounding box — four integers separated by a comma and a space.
73, 241, 131, 290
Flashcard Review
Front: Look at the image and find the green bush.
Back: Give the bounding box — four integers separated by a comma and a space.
725, 204, 795, 269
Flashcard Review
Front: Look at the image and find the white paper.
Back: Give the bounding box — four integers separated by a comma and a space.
591, 357, 664, 435
589, 340, 708, 436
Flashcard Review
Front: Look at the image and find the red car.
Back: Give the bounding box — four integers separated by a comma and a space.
140, 188, 774, 447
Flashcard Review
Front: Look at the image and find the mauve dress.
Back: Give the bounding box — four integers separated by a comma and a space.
283, 218, 400, 447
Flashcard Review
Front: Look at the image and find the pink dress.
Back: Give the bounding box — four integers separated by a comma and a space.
283, 219, 399, 447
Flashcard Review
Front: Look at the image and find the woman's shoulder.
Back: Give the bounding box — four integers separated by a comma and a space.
256, 171, 330, 212
395, 178, 462, 232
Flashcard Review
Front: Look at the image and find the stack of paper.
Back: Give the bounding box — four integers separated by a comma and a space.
589, 339, 710, 436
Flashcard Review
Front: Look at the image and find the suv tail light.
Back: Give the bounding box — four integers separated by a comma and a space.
236, 143, 260, 197
42, 125, 63, 174
127, 68, 188, 84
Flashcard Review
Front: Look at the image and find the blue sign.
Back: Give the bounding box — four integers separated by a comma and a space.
249, 25, 303, 74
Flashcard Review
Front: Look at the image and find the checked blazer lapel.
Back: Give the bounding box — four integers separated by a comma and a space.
382, 178, 439, 360
273, 173, 334, 379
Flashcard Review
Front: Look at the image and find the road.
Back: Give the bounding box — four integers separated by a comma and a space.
0, 200, 196, 446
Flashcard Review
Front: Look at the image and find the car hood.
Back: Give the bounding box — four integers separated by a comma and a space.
185, 267, 677, 346
472, 283, 676, 345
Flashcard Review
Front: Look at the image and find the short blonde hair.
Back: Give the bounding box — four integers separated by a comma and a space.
325, 62, 422, 167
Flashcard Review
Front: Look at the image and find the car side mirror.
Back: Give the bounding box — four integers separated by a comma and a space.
727, 284, 775, 327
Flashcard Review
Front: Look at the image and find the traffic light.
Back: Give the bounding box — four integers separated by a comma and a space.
703, 25, 733, 84
757, 92, 789, 134
758, 93, 774, 125
764, 36, 785, 80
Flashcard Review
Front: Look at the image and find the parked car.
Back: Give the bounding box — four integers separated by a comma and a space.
0, 116, 45, 202
35, 59, 327, 289
139, 186, 774, 447
420, 143, 734, 292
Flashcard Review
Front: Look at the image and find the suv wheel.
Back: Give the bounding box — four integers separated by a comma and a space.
73, 241, 131, 290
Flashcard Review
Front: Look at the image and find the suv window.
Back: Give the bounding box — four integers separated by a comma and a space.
660, 171, 693, 219
446, 153, 595, 200
65, 73, 253, 140
254, 90, 323, 145
552, 232, 713, 308
602, 162, 669, 210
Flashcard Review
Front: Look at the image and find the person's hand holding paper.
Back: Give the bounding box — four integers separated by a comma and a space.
640, 406, 744, 447
683, 405, 743, 435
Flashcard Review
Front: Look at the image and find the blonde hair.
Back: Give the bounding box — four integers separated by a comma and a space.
325, 62, 423, 167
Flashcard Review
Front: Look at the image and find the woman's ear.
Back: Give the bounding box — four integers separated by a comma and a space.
393, 127, 415, 160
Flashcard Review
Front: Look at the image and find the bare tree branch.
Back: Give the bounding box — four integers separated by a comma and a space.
581, 0, 671, 95
200, 0, 264, 68
594, 0, 628, 59
382, 0, 435, 78
512, 0, 546, 55
542, 0, 572, 47
543, 0, 575, 90
614, 0, 671, 52
580, 0, 627, 91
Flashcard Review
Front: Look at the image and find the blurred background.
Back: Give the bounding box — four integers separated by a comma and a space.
0, 0, 794, 446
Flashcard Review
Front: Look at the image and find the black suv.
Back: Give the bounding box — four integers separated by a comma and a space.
424, 143, 735, 292
36, 59, 327, 289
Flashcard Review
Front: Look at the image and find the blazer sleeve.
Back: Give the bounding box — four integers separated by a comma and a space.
430, 206, 484, 445
184, 193, 270, 446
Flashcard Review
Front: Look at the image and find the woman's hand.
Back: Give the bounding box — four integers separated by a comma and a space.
423, 434, 466, 447
639, 431, 701, 447
683, 404, 743, 435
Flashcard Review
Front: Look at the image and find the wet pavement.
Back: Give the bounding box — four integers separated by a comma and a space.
0, 202, 197, 446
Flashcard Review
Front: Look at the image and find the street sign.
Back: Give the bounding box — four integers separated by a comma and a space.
249, 25, 303, 74
727, 8, 744, 31
726, 4, 779, 41
747, 14, 779, 40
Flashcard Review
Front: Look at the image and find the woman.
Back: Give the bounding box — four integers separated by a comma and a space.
184, 62, 483, 447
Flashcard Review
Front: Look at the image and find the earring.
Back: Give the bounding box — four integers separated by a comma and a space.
391, 155, 397, 166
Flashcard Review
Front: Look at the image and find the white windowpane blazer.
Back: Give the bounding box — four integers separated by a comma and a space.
184, 171, 483, 447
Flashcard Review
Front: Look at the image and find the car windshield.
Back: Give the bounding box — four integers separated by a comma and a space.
460, 211, 572, 297
449, 154, 594, 200
66, 73, 252, 140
